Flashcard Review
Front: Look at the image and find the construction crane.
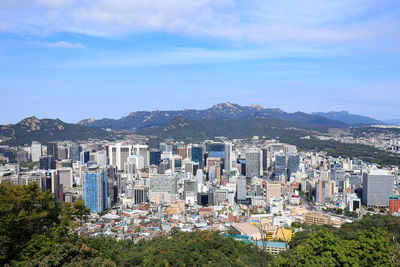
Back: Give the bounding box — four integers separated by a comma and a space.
374, 193, 381, 213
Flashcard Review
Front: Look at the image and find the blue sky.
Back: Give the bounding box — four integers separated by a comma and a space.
1, 0, 400, 124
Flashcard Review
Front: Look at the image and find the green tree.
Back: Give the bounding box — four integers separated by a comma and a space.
0, 183, 89, 265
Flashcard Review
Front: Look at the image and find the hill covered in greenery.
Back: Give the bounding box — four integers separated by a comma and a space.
2, 183, 400, 266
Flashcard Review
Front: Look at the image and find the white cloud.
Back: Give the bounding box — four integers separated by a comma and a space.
33, 41, 86, 49
0, 0, 399, 44
54, 45, 333, 68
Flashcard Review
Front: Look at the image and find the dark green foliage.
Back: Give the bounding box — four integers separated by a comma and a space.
0, 183, 89, 265
3, 183, 400, 266
275, 228, 394, 267
84, 231, 272, 267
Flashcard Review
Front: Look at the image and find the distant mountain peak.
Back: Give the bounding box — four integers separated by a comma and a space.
250, 104, 263, 110
77, 103, 347, 130
212, 102, 239, 109
18, 116, 42, 130
312, 111, 383, 125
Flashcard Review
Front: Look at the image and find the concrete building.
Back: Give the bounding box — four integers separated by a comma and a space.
265, 183, 282, 204
362, 171, 394, 207
245, 148, 261, 178
304, 212, 330, 225
31, 141, 42, 162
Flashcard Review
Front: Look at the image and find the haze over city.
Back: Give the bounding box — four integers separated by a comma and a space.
1, 0, 400, 124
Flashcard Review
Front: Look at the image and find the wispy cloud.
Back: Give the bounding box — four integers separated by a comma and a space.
55, 45, 333, 68
32, 41, 86, 49
1, 0, 399, 44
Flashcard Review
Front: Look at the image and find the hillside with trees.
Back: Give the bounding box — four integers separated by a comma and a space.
1, 183, 400, 266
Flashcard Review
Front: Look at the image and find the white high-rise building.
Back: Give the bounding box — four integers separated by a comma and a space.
132, 144, 149, 167
108, 143, 131, 171
224, 143, 232, 172
31, 141, 42, 162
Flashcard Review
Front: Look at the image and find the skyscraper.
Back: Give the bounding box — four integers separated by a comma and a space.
208, 143, 225, 166
261, 148, 268, 172
69, 144, 81, 161
148, 135, 159, 150
31, 141, 42, 162
315, 179, 326, 204
47, 142, 58, 159
191, 146, 203, 168
150, 149, 161, 166
274, 154, 287, 179
80, 151, 90, 164
245, 148, 261, 178
39, 156, 55, 170
83, 168, 108, 213
287, 154, 300, 177
224, 143, 232, 172
236, 176, 247, 203
362, 172, 394, 207
109, 143, 131, 171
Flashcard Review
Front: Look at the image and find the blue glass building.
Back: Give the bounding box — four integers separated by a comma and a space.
274, 155, 287, 179
208, 143, 225, 168
287, 155, 300, 176
191, 147, 203, 168
150, 150, 161, 166
83, 169, 108, 213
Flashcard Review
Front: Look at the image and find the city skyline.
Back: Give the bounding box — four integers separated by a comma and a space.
1, 0, 400, 124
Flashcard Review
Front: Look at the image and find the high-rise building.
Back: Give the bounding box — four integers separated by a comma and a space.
133, 185, 147, 204
80, 151, 90, 164
43, 170, 62, 201
96, 151, 107, 167
109, 143, 131, 171
47, 142, 58, 159
362, 172, 394, 207
245, 148, 261, 178
315, 180, 326, 204
39, 156, 55, 170
261, 148, 268, 172
58, 168, 73, 190
149, 175, 178, 194
208, 143, 225, 168
58, 147, 68, 160
287, 154, 300, 177
148, 135, 159, 150
82, 168, 108, 213
236, 176, 247, 203
131, 144, 149, 167
191, 146, 203, 168
389, 195, 400, 215
149, 149, 161, 166
274, 154, 287, 179
69, 144, 81, 161
224, 143, 232, 172
31, 141, 42, 162
177, 147, 186, 159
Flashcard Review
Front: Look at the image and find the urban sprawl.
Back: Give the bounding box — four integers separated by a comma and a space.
1, 135, 399, 255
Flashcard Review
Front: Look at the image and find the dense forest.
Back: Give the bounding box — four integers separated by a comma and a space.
1, 183, 400, 266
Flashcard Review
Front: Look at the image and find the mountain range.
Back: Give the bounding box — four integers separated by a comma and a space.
0, 116, 113, 146
78, 102, 353, 130
312, 111, 385, 125
0, 103, 387, 145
